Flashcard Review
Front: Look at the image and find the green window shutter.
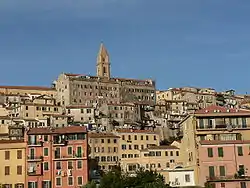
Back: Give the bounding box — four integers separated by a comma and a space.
199, 119, 204, 128
238, 146, 243, 156
219, 166, 225, 176
218, 147, 224, 157
207, 148, 213, 157
209, 166, 215, 178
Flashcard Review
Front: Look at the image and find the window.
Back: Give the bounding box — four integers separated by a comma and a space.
199, 119, 204, 128
122, 135, 125, 140
170, 151, 173, 156
134, 135, 137, 140
154, 135, 156, 140
17, 150, 22, 159
17, 165, 22, 175
44, 135, 48, 142
240, 182, 247, 188
56, 177, 61, 186
42, 181, 51, 188
219, 166, 225, 176
5, 166, 10, 175
128, 135, 131, 140
101, 139, 104, 143
44, 162, 49, 171
44, 148, 49, 156
122, 145, 126, 150
77, 146, 82, 157
209, 166, 215, 178
166, 162, 170, 168
141, 135, 143, 140
5, 151, 10, 160
68, 161, 73, 169
56, 162, 61, 170
165, 151, 168, 156
176, 151, 179, 156
68, 147, 73, 155
207, 148, 213, 157
77, 160, 82, 169
107, 139, 110, 143
114, 139, 117, 143
218, 147, 224, 157
221, 183, 225, 188
185, 174, 190, 182
238, 146, 243, 156
134, 145, 139, 150
77, 176, 83, 185
68, 177, 73, 186
28, 182, 38, 188
146, 136, 149, 140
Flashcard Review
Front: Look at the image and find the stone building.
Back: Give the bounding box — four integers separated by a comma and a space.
54, 43, 156, 107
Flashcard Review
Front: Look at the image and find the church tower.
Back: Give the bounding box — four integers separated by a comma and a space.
96, 43, 111, 79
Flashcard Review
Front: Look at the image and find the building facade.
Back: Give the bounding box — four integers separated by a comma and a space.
0, 139, 26, 188
179, 105, 250, 187
26, 126, 88, 188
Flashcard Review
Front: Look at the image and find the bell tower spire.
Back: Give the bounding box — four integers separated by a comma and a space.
96, 43, 111, 79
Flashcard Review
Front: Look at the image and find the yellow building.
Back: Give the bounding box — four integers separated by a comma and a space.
0, 139, 26, 187
116, 129, 160, 172
88, 132, 120, 171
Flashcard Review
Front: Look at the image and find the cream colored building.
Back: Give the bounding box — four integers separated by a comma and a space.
116, 129, 160, 172
88, 132, 120, 171
139, 145, 181, 171
0, 139, 26, 187
66, 105, 95, 124
178, 105, 250, 186
54, 43, 156, 107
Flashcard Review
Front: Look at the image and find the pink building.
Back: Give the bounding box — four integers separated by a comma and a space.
199, 140, 250, 188
25, 126, 88, 188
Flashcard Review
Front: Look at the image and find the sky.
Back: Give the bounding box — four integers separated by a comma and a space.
0, 0, 250, 94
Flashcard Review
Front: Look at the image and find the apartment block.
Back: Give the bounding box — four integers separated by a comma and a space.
116, 129, 160, 172
0, 139, 26, 188
88, 132, 120, 171
179, 105, 250, 187
25, 126, 88, 188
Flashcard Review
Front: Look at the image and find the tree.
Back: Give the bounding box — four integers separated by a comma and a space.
82, 181, 97, 188
99, 168, 168, 188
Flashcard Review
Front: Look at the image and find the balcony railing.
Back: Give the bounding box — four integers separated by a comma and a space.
54, 153, 85, 160
53, 140, 68, 146
27, 170, 42, 176
27, 141, 43, 146
27, 156, 43, 161
197, 124, 250, 130
207, 175, 250, 181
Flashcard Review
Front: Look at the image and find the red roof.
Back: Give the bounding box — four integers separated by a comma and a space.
88, 132, 120, 138
195, 105, 250, 114
27, 126, 87, 135
0, 85, 55, 91
116, 129, 155, 134
200, 140, 250, 145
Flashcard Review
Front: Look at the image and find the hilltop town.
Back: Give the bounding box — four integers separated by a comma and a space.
1, 44, 250, 188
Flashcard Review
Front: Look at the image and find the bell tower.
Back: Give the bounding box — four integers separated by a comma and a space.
96, 43, 111, 79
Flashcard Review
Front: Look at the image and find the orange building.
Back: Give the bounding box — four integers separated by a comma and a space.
25, 126, 88, 188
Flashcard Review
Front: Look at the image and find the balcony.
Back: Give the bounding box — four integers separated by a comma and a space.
197, 124, 250, 131
53, 139, 68, 146
54, 153, 86, 160
207, 175, 250, 182
27, 156, 43, 162
27, 141, 43, 147
27, 170, 42, 176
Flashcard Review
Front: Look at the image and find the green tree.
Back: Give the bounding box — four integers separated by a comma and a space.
82, 181, 97, 188
99, 168, 168, 188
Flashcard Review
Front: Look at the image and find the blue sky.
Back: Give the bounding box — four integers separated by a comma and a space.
0, 0, 250, 93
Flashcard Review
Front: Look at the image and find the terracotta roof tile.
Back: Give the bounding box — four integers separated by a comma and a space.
0, 139, 25, 144
88, 132, 120, 138
195, 105, 250, 114
200, 140, 250, 145
27, 126, 87, 135
0, 85, 55, 91
147, 145, 179, 150
66, 105, 94, 109
116, 129, 155, 134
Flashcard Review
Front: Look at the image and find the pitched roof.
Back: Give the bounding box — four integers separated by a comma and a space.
88, 132, 120, 138
195, 105, 250, 114
0, 85, 55, 91
27, 126, 87, 135
116, 129, 155, 134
